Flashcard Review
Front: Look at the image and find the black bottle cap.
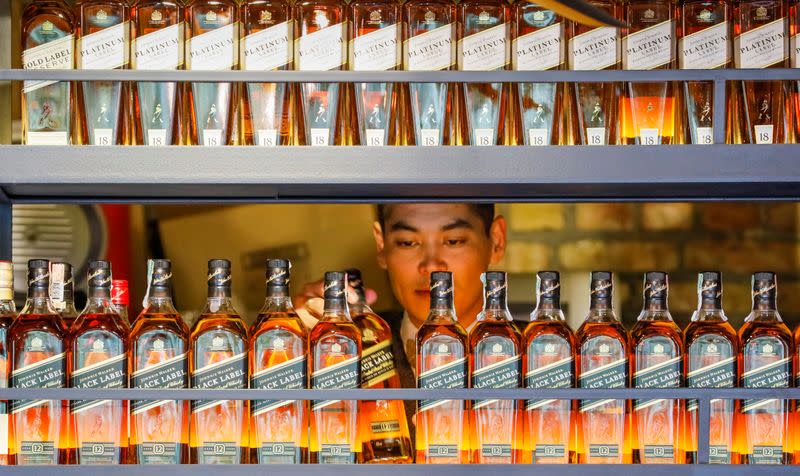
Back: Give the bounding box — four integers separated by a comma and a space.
752, 271, 777, 305
698, 271, 722, 305
643, 271, 668, 303
207, 259, 232, 288
483, 271, 507, 305
87, 260, 112, 289
266, 259, 290, 289
536, 270, 561, 306
430, 271, 454, 308
324, 271, 347, 301
27, 259, 50, 289
149, 259, 173, 290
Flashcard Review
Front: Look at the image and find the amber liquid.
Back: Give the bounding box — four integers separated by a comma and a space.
0, 305, 15, 466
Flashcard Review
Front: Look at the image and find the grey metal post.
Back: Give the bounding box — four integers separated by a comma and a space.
696, 397, 711, 464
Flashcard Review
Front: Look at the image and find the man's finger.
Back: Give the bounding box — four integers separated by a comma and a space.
364, 288, 378, 306
297, 298, 323, 329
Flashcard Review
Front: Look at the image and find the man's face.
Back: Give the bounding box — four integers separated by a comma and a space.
373, 204, 506, 326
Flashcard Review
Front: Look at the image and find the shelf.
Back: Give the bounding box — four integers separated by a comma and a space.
0, 145, 797, 203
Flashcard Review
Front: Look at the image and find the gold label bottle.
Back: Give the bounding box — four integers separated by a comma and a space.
620, 0, 679, 145
523, 271, 576, 464
185, 0, 239, 146
70, 261, 129, 465
308, 272, 362, 463
240, 0, 294, 146
630, 272, 684, 464
469, 271, 522, 464
403, 0, 456, 146
294, 0, 347, 146
129, 259, 190, 464
738, 272, 793, 464
249, 259, 308, 464
21, 1, 75, 145
512, 3, 565, 146
416, 271, 470, 464
576, 271, 630, 464
457, 0, 510, 145
0, 262, 16, 466
8, 260, 69, 465
76, 1, 130, 145
131, 1, 184, 146
682, 272, 738, 464
679, 0, 731, 144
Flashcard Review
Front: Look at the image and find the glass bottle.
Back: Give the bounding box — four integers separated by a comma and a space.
185, 0, 238, 146
8, 259, 69, 465
346, 269, 412, 464
249, 259, 308, 464
21, 0, 76, 145
416, 271, 470, 464
738, 272, 793, 464
682, 271, 738, 464
0, 261, 17, 466
131, 0, 184, 146
294, 0, 347, 145
111, 279, 130, 323
457, 0, 511, 146
629, 272, 684, 464
308, 271, 362, 463
575, 271, 630, 464
70, 260, 129, 465
189, 260, 249, 464
523, 271, 576, 464
403, 0, 457, 146
240, 0, 294, 147
792, 1, 799, 143
49, 262, 79, 331
75, 0, 130, 145
129, 259, 189, 464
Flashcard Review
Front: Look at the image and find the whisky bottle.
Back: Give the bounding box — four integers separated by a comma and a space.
249, 259, 308, 464
416, 271, 470, 464
576, 271, 629, 464
738, 272, 793, 464
131, 0, 184, 146
620, 0, 679, 145
308, 271, 362, 463
523, 271, 576, 464
458, 0, 510, 145
733, 0, 789, 144
512, 3, 565, 146
0, 262, 17, 466
682, 272, 738, 464
792, 5, 799, 143
566, 0, 621, 145
403, 0, 456, 146
129, 259, 189, 464
349, 0, 401, 146
49, 262, 79, 330
8, 259, 69, 465
295, 0, 347, 146
679, 0, 732, 144
111, 279, 130, 323
240, 0, 294, 147
185, 0, 238, 146
189, 260, 249, 464
346, 269, 412, 464
469, 271, 522, 463
630, 272, 683, 464
21, 1, 76, 145
75, 1, 130, 146
70, 260, 129, 465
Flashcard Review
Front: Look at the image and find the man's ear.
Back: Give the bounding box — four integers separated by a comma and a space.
372, 221, 388, 269
489, 215, 507, 265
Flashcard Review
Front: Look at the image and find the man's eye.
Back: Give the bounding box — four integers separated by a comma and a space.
445, 238, 466, 246
396, 240, 418, 248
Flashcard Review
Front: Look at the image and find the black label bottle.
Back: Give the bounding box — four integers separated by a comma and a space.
0, 261, 15, 466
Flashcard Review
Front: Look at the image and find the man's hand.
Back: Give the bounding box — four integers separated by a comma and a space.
293, 278, 379, 328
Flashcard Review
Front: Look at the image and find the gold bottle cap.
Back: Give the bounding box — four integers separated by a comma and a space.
0, 261, 12, 301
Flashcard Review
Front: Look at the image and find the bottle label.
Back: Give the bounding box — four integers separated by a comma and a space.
589, 444, 619, 458
471, 337, 521, 409
459, 23, 509, 71
139, 442, 179, 464
19, 441, 57, 464
734, 18, 787, 68
364, 129, 384, 146
679, 21, 730, 69
473, 128, 495, 146
528, 128, 549, 146
251, 354, 306, 415
481, 444, 512, 457
742, 349, 791, 413
319, 443, 353, 463
695, 127, 714, 144
579, 335, 626, 412
751, 445, 784, 464
586, 127, 606, 145
130, 352, 188, 414
420, 129, 440, 145
188, 23, 237, 70
78, 22, 129, 69
310, 128, 331, 146
370, 420, 401, 433
633, 337, 680, 410
569, 27, 618, 70
200, 442, 239, 463
92, 129, 114, 146
417, 357, 467, 412
361, 340, 396, 387
255, 129, 279, 146
686, 336, 735, 412
260, 442, 300, 464
639, 128, 660, 145
352, 24, 400, 71
428, 444, 458, 457
525, 334, 573, 410
133, 23, 184, 70
754, 124, 774, 144
146, 129, 168, 146
241, 21, 293, 71
709, 446, 730, 464
535, 444, 566, 460
202, 129, 223, 146
22, 34, 74, 93
622, 20, 674, 70
310, 355, 360, 410
513, 23, 563, 71
406, 23, 455, 71
78, 442, 119, 464
10, 348, 66, 414
190, 352, 247, 413
70, 353, 127, 413
792, 33, 799, 67
297, 22, 346, 71
644, 445, 674, 460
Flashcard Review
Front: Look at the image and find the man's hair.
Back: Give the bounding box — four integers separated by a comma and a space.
376, 204, 495, 236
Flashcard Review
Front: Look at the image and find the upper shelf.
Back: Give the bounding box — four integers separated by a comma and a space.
0, 145, 796, 203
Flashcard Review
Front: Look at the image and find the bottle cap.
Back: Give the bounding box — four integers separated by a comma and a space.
752, 271, 777, 302
207, 259, 232, 288
536, 271, 560, 299
590, 271, 613, 302
430, 271, 453, 302
698, 271, 722, 303
27, 259, 50, 290
148, 259, 172, 290
643, 271, 668, 302
266, 259, 290, 289
324, 271, 347, 301
87, 260, 112, 289
0, 261, 12, 301
482, 271, 507, 303
111, 279, 129, 305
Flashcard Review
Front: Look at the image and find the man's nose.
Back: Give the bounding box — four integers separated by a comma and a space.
418, 244, 448, 276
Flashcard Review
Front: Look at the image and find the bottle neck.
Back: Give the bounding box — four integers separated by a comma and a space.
208, 286, 231, 300
0, 298, 15, 315
425, 307, 459, 324
753, 299, 777, 312
590, 297, 611, 311
700, 297, 722, 311
262, 286, 295, 312
644, 298, 668, 312
89, 286, 111, 300
143, 294, 178, 315
21, 294, 57, 315
83, 294, 117, 315
323, 297, 348, 314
